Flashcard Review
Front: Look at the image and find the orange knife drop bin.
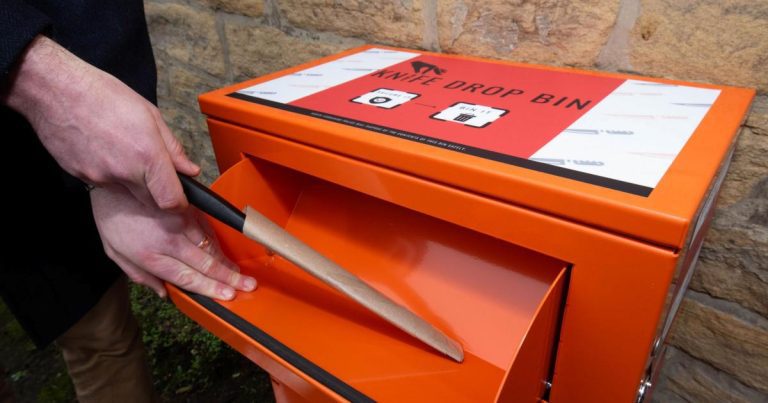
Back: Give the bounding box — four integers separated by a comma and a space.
166, 46, 754, 402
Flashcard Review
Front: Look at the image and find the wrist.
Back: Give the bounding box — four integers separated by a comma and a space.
2, 36, 90, 123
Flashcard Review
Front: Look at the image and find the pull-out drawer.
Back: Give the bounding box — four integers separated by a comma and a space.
169, 155, 567, 402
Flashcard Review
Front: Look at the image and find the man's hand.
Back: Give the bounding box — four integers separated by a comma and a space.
2, 36, 198, 210
91, 185, 257, 300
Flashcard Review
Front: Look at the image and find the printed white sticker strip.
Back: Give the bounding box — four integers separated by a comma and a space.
237, 48, 420, 104
531, 80, 720, 188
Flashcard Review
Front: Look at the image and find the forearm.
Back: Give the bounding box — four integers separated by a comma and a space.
2, 36, 91, 127
1, 29, 198, 210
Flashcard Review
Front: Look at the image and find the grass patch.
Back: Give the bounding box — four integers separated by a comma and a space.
0, 286, 274, 402
130, 285, 274, 402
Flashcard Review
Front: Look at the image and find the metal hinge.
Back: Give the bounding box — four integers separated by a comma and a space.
635, 375, 652, 403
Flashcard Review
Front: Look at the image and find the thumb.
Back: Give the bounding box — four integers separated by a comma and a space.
141, 155, 188, 211
151, 106, 201, 176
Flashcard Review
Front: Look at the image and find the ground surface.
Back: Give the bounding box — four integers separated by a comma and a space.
0, 285, 275, 402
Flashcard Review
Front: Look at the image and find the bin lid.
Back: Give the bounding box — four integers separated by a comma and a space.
199, 45, 755, 249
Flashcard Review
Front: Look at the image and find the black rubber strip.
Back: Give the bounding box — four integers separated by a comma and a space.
542, 265, 572, 402
227, 92, 654, 197
182, 291, 376, 402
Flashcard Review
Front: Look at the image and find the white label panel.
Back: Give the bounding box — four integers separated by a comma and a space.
236, 48, 419, 103
531, 80, 720, 188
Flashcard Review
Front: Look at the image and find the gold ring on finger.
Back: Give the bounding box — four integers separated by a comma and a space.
196, 235, 211, 249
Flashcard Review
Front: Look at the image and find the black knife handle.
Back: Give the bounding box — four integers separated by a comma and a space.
178, 174, 245, 231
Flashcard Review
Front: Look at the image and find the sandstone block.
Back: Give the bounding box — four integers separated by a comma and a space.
718, 127, 768, 207
276, 0, 428, 48
158, 101, 218, 184
746, 95, 768, 134
169, 66, 224, 111
691, 258, 768, 318
154, 49, 171, 99
717, 96, 768, 205
651, 346, 768, 403
145, 3, 226, 76
668, 292, 768, 393
437, 0, 620, 66
631, 0, 768, 92
224, 21, 361, 82
695, 169, 768, 315
204, 0, 264, 17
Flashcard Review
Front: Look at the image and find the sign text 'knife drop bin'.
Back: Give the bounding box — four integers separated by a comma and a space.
167, 46, 754, 402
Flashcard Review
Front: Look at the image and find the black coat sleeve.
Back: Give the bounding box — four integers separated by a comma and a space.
0, 0, 51, 83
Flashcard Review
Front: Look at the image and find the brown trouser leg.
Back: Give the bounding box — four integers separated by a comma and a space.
0, 367, 14, 403
56, 277, 158, 403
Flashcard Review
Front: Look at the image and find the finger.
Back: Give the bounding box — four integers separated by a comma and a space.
184, 212, 209, 246
207, 237, 241, 274
151, 107, 200, 176
143, 154, 188, 211
186, 215, 240, 273
110, 251, 167, 298
123, 180, 158, 209
151, 254, 236, 300
180, 241, 256, 292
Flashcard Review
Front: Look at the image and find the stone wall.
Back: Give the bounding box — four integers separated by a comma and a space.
144, 0, 768, 400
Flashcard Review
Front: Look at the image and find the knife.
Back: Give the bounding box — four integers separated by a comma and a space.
178, 174, 464, 362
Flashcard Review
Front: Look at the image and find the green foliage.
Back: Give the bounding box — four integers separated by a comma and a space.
130, 285, 224, 393
129, 285, 275, 402
0, 301, 33, 351
36, 371, 75, 402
